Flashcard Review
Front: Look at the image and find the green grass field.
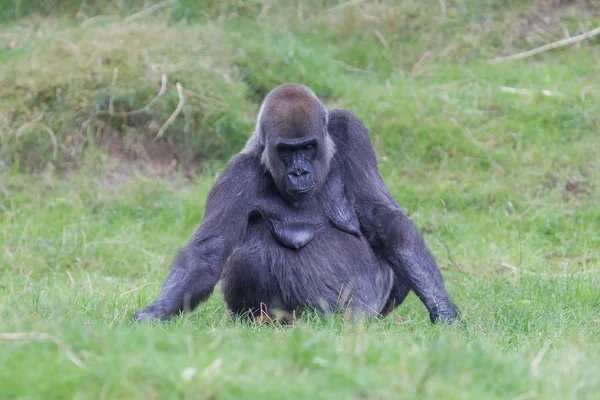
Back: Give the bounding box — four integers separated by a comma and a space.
1, 1, 599, 398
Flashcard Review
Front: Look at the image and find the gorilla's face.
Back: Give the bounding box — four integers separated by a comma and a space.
257, 85, 334, 203
276, 137, 318, 195
263, 117, 334, 200
262, 122, 332, 202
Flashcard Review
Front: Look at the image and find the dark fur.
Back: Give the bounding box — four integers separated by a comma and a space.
133, 84, 459, 324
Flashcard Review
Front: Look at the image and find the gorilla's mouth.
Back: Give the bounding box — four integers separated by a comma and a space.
290, 182, 315, 194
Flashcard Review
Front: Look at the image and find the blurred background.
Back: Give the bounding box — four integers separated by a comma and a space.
2, 0, 598, 177
1, 1, 599, 398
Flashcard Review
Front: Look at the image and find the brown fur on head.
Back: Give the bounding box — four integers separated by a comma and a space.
245, 84, 335, 201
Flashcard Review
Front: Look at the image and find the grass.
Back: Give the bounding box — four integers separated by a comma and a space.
1, 0, 600, 398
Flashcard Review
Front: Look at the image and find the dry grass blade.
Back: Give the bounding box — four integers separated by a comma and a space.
39, 125, 58, 159
155, 82, 185, 140
531, 341, 551, 377
0, 332, 86, 369
119, 282, 159, 297
80, 15, 115, 28
14, 115, 58, 160
437, 0, 447, 17
373, 30, 389, 49
411, 51, 434, 78
97, 74, 168, 118
306, 0, 365, 21
489, 26, 600, 63
332, 59, 378, 76
323, 0, 365, 14
125, 1, 175, 22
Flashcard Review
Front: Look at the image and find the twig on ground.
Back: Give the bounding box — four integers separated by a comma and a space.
500, 86, 563, 97
155, 82, 184, 139
489, 26, 600, 63
0, 332, 86, 369
500, 261, 518, 271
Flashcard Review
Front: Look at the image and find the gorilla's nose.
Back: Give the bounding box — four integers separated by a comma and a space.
288, 170, 309, 178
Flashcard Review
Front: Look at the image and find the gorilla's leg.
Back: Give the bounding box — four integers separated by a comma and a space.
379, 274, 411, 317
221, 246, 286, 322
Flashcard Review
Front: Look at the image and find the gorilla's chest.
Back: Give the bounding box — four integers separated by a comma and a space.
253, 170, 362, 250
257, 207, 324, 250
255, 192, 361, 250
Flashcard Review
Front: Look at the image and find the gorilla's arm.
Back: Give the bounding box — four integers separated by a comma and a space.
327, 109, 459, 323
133, 155, 257, 321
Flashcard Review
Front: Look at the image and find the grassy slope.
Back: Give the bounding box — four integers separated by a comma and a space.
1, 1, 600, 398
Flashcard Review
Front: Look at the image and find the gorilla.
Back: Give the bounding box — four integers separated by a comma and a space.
133, 84, 459, 324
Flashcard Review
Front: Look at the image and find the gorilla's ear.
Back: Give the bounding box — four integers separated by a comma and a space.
319, 169, 361, 237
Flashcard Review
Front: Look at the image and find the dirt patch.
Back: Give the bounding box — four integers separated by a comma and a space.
96, 128, 201, 183
515, 0, 600, 39
563, 179, 592, 206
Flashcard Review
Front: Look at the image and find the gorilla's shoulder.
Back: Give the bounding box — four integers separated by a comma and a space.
225, 152, 263, 178
327, 108, 373, 159
327, 108, 369, 138
208, 152, 265, 201
327, 108, 355, 129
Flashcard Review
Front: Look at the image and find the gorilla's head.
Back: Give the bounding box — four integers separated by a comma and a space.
252, 84, 335, 201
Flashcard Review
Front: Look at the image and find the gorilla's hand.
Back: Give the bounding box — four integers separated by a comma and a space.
430, 302, 460, 324
132, 304, 169, 322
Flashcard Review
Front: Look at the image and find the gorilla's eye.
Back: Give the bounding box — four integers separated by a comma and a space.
304, 144, 315, 151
